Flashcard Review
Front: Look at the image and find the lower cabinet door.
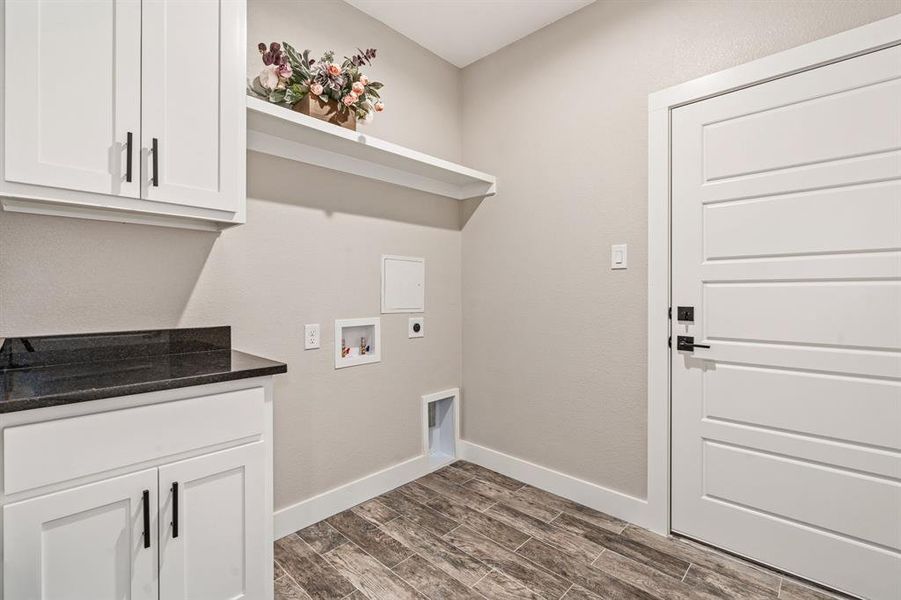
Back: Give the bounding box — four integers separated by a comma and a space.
159, 443, 266, 599
3, 468, 159, 600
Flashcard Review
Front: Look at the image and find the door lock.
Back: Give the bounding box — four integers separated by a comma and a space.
676, 336, 710, 351
676, 306, 695, 322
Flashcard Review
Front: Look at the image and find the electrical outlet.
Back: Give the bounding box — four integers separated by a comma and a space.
408, 317, 424, 338
304, 324, 320, 350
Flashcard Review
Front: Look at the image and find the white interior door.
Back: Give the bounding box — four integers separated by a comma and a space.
158, 443, 266, 600
671, 45, 901, 600
4, 0, 141, 197
3, 469, 158, 600
141, 0, 244, 212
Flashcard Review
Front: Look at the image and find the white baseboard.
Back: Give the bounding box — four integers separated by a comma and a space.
273, 453, 454, 540
274, 441, 655, 541
458, 440, 655, 532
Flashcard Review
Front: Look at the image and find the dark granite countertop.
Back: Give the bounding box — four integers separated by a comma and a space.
0, 327, 287, 413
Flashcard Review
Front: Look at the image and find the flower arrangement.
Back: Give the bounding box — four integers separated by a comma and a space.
249, 42, 384, 127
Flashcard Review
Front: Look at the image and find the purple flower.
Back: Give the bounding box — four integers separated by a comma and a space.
258, 41, 286, 67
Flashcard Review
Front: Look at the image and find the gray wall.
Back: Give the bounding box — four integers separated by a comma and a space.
460, 0, 900, 500
0, 0, 464, 512
2, 0, 898, 513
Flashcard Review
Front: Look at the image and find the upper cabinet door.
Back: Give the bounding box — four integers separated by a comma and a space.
3, 468, 159, 600
141, 0, 246, 213
158, 443, 267, 600
4, 0, 141, 197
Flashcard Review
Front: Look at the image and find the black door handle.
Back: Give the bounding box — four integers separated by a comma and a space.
142, 489, 151, 549
151, 138, 159, 187
171, 482, 179, 538
676, 336, 711, 351
125, 131, 133, 183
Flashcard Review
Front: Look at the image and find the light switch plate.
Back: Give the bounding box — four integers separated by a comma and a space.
409, 317, 424, 338
611, 243, 628, 270
304, 324, 320, 350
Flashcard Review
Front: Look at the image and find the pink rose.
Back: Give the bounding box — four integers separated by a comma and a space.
310, 82, 324, 96
342, 94, 356, 106
277, 63, 292, 80
327, 63, 341, 77
374, 101, 385, 112
352, 81, 365, 95
359, 74, 369, 85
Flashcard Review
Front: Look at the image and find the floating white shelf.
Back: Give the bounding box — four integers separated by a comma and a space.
246, 96, 496, 200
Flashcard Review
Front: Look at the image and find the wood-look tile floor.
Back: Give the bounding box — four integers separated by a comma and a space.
274, 461, 846, 600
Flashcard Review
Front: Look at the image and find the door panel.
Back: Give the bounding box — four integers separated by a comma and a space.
703, 182, 901, 259
159, 443, 266, 600
671, 45, 901, 600
4, 0, 140, 197
3, 469, 158, 600
703, 441, 900, 549
141, 0, 244, 212
704, 281, 901, 348
704, 364, 901, 449
702, 77, 901, 181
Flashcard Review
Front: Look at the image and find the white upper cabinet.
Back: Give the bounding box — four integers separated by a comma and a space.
0, 0, 246, 230
4, 0, 141, 198
141, 0, 245, 213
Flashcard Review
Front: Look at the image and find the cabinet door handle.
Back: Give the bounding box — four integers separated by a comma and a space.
151, 138, 159, 187
171, 482, 179, 538
142, 489, 151, 549
125, 131, 133, 183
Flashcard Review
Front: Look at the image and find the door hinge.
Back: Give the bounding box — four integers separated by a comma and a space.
668, 335, 672, 348
668, 306, 672, 320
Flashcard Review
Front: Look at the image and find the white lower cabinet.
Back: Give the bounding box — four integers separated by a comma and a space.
4, 468, 160, 600
4, 444, 265, 600
0, 384, 274, 600
159, 443, 267, 600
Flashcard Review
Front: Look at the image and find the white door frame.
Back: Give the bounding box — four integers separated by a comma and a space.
645, 13, 901, 536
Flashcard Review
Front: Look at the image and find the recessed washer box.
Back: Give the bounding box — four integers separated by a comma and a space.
381, 255, 424, 313
335, 318, 381, 369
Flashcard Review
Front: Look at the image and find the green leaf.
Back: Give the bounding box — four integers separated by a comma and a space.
368, 81, 384, 90
286, 83, 307, 103
268, 89, 287, 104
367, 88, 380, 99
249, 76, 268, 97
282, 42, 304, 68
286, 88, 306, 104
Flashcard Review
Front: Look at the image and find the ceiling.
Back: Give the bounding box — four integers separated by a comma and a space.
343, 0, 595, 68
